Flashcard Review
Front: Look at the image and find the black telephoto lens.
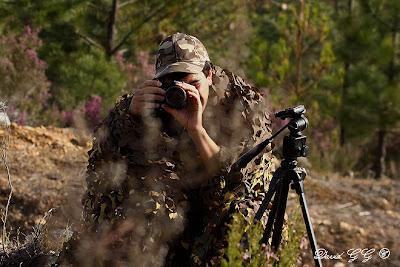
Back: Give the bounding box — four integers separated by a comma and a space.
165, 86, 187, 109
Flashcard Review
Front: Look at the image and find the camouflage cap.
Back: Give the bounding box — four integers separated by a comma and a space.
155, 32, 210, 79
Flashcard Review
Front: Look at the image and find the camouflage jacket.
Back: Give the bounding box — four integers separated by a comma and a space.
81, 65, 274, 266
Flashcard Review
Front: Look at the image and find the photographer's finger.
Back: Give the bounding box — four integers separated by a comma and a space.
142, 102, 161, 109
174, 81, 199, 95
187, 91, 201, 102
134, 94, 164, 104
143, 80, 162, 87
141, 86, 166, 96
140, 93, 165, 102
161, 104, 178, 116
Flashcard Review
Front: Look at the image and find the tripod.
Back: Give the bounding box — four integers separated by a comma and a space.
232, 106, 322, 267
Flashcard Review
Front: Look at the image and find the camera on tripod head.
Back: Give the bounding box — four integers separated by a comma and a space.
275, 105, 309, 159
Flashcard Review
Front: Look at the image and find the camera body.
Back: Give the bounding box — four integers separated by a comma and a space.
160, 81, 187, 109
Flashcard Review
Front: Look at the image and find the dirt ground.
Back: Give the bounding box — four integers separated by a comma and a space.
0, 124, 90, 237
0, 124, 399, 266
296, 172, 400, 267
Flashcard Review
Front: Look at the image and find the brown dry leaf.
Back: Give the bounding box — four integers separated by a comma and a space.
168, 212, 178, 220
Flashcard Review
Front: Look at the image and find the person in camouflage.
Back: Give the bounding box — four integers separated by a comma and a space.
81, 32, 275, 266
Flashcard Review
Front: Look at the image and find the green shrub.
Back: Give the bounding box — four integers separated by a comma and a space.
0, 26, 50, 125
221, 206, 305, 266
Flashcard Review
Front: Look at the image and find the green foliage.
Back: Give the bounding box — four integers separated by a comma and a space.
53, 49, 126, 110
0, 27, 50, 125
278, 207, 306, 267
221, 207, 305, 266
246, 218, 267, 267
245, 1, 335, 103
337, 0, 400, 139
332, 0, 400, 177
0, 0, 252, 112
221, 214, 270, 267
221, 214, 245, 267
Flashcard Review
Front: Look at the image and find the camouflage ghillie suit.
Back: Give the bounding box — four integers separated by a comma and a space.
81, 64, 274, 266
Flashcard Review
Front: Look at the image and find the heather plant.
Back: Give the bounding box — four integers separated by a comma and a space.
60, 111, 74, 128
0, 26, 50, 125
115, 50, 159, 98
221, 207, 305, 266
84, 95, 102, 129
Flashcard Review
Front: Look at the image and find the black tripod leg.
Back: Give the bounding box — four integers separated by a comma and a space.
260, 180, 282, 244
270, 176, 290, 251
255, 172, 281, 221
297, 181, 323, 267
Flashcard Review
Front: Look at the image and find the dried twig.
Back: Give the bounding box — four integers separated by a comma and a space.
0, 101, 12, 253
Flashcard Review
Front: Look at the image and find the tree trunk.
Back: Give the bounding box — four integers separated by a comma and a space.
294, 0, 304, 99
106, 0, 118, 57
339, 0, 352, 146
374, 129, 386, 178
340, 62, 349, 146
374, 17, 398, 178
334, 0, 339, 17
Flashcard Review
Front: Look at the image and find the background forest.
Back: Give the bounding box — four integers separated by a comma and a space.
1, 0, 399, 179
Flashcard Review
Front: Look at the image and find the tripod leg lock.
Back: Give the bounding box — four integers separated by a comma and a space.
290, 168, 307, 194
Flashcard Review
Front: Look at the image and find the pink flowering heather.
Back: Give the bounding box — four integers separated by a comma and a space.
84, 95, 102, 128
26, 48, 38, 62
311, 118, 335, 151
24, 25, 33, 36
115, 51, 125, 66
0, 25, 50, 125
61, 111, 74, 127
25, 48, 47, 68
115, 51, 137, 73
137, 51, 155, 78
126, 63, 134, 71
17, 111, 27, 125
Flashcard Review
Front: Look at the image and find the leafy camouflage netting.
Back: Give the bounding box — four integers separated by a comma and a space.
70, 65, 275, 266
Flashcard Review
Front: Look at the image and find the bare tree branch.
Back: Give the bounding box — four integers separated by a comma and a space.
365, 2, 400, 31
0, 102, 11, 254
118, 0, 138, 9
75, 31, 104, 50
106, 0, 119, 56
110, 3, 167, 55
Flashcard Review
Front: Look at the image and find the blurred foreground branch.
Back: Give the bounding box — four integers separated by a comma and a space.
0, 101, 12, 253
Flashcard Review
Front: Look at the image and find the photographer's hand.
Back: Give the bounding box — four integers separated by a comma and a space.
161, 81, 203, 132
129, 80, 165, 115
162, 81, 220, 173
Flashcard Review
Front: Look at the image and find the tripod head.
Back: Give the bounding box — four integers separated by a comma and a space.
275, 105, 309, 160
275, 105, 308, 133
232, 105, 309, 171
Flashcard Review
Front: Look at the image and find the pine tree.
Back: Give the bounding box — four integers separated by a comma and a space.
337, 0, 400, 178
